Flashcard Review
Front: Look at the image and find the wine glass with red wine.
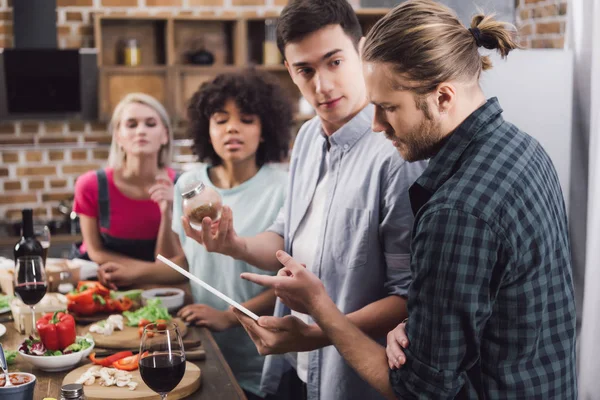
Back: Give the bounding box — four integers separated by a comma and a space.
14, 256, 47, 336
139, 322, 186, 399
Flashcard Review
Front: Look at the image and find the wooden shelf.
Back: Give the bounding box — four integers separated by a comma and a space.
98, 66, 170, 121
95, 11, 390, 123
174, 65, 238, 73
102, 65, 167, 73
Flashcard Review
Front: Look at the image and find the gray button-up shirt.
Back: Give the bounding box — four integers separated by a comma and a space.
260, 105, 427, 400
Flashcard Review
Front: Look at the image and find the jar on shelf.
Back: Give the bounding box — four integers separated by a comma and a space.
263, 18, 281, 66
124, 38, 141, 67
182, 181, 223, 231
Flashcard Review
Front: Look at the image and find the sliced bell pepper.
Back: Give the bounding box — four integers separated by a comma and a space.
66, 287, 95, 305
110, 297, 133, 312
76, 281, 110, 297
112, 351, 148, 371
68, 301, 98, 316
36, 311, 76, 351
89, 351, 133, 367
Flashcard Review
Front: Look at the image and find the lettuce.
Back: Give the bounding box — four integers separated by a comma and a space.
0, 294, 11, 309
3, 350, 17, 365
123, 298, 171, 327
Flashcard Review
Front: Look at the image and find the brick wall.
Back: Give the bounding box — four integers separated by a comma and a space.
0, 0, 566, 223
516, 0, 568, 49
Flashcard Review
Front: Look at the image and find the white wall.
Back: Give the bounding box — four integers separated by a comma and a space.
480, 49, 574, 209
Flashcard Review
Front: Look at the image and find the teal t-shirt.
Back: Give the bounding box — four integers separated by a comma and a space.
172, 164, 287, 396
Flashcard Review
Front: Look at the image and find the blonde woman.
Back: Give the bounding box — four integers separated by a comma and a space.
73, 93, 181, 275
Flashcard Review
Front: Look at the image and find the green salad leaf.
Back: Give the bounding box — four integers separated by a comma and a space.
44, 350, 63, 357
123, 298, 171, 326
3, 349, 17, 365
111, 289, 143, 302
63, 337, 92, 354
0, 294, 12, 309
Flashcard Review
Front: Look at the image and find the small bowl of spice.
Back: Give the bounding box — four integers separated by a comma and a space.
181, 181, 223, 231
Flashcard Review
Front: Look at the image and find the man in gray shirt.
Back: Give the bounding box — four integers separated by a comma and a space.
182, 1, 426, 399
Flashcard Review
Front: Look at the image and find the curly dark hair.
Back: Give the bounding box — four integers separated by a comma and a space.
187, 69, 293, 167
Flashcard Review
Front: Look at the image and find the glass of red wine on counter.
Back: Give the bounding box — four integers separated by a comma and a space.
14, 256, 47, 335
139, 322, 186, 399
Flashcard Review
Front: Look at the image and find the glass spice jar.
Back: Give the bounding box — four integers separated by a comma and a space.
60, 383, 86, 400
182, 181, 223, 231
124, 38, 141, 67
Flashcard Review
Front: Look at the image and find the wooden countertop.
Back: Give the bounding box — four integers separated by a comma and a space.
0, 321, 247, 400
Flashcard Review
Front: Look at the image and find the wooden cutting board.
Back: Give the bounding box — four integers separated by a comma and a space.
87, 318, 188, 350
62, 361, 201, 400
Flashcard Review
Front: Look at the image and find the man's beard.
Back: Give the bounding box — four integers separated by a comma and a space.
398, 114, 445, 162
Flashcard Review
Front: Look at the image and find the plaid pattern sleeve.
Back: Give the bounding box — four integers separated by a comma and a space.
390, 208, 500, 399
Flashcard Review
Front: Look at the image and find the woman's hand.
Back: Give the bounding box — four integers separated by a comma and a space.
97, 262, 140, 290
149, 173, 174, 215
177, 304, 237, 332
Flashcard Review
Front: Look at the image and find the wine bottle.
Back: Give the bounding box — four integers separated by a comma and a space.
14, 209, 44, 262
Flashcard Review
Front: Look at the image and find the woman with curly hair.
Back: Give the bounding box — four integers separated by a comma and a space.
171, 69, 293, 400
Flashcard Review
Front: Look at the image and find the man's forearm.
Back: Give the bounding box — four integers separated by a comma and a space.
303, 295, 408, 350
311, 296, 397, 400
235, 232, 284, 272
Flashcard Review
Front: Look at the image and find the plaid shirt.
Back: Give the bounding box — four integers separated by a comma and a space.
390, 98, 577, 399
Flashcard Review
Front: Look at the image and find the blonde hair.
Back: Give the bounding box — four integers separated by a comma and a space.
107, 93, 173, 168
362, 0, 521, 94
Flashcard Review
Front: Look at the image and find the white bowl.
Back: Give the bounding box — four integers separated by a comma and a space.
141, 288, 185, 312
18, 336, 95, 372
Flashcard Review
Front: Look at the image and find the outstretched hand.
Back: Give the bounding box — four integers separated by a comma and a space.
241, 251, 327, 315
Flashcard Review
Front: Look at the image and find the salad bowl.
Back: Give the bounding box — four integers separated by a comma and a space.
18, 336, 94, 372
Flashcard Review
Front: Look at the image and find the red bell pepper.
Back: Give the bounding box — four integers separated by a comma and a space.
77, 281, 110, 296
112, 351, 148, 371
67, 281, 115, 315
36, 311, 76, 351
109, 297, 133, 312
89, 351, 133, 367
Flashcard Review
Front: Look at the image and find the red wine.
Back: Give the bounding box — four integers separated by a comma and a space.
14, 209, 43, 262
140, 353, 186, 394
14, 282, 47, 306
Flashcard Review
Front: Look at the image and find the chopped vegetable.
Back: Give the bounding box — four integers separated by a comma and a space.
89, 351, 133, 367
112, 352, 147, 371
89, 315, 124, 336
111, 289, 143, 302
123, 298, 170, 327
64, 337, 93, 354
67, 281, 134, 315
2, 349, 17, 365
108, 296, 133, 312
19, 336, 47, 356
19, 335, 92, 357
36, 311, 76, 351
75, 366, 138, 390
0, 294, 12, 309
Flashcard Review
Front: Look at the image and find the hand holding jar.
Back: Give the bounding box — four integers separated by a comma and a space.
182, 181, 223, 231
181, 186, 245, 258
